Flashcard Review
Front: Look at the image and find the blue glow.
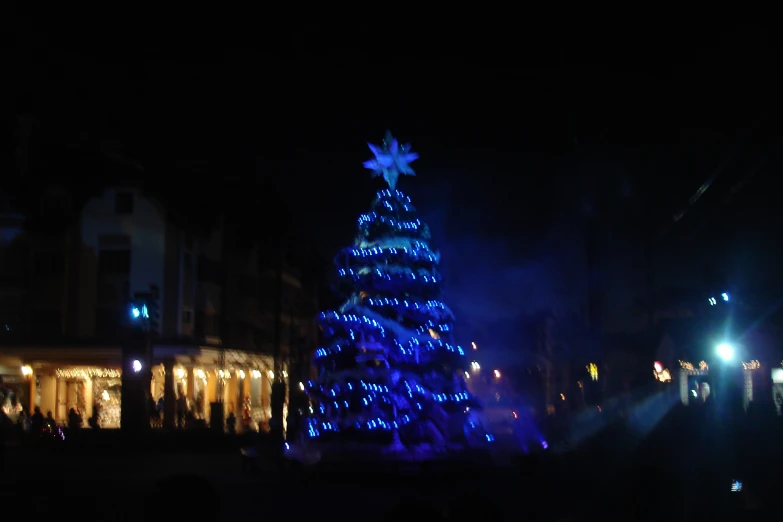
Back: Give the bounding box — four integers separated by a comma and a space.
307, 178, 482, 445
362, 131, 418, 191
722, 292, 730, 302
131, 304, 149, 319
717, 343, 734, 361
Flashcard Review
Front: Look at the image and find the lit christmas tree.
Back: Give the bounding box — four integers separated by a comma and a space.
304, 132, 488, 454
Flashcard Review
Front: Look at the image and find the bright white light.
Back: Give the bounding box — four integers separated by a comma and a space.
717, 343, 735, 361
21, 365, 33, 376
722, 292, 730, 302
464, 371, 470, 379
131, 306, 141, 318
132, 359, 142, 372
653, 361, 663, 373
494, 369, 501, 378
299, 382, 305, 391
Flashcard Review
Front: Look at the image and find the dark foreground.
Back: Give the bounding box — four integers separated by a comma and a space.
2, 403, 783, 521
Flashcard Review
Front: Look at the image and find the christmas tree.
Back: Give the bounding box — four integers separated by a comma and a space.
304, 132, 486, 452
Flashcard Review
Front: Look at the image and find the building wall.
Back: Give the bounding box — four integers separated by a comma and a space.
2, 186, 319, 366
195, 223, 223, 340
81, 188, 166, 337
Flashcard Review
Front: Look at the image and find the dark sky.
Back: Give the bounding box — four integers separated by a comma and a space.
8, 20, 783, 346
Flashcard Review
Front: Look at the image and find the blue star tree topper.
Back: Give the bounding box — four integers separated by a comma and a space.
363, 131, 419, 190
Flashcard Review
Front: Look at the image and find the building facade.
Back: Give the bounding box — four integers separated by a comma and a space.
0, 186, 317, 429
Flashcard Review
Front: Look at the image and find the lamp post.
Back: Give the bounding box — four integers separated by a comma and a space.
714, 342, 740, 409
716, 343, 735, 362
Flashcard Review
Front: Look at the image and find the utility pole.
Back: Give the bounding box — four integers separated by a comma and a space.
585, 215, 603, 332
211, 218, 229, 433
124, 288, 158, 433
270, 243, 286, 442
642, 173, 656, 332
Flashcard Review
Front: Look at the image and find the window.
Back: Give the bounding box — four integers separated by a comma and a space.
98, 235, 131, 249
195, 312, 220, 338
30, 310, 62, 338
196, 256, 222, 284
115, 192, 134, 215
98, 250, 131, 274
95, 308, 123, 339
33, 252, 62, 276
97, 282, 119, 306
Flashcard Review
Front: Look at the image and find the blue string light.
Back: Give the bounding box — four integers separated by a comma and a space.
308, 185, 487, 444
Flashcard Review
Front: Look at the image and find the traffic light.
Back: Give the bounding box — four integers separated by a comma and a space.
130, 302, 148, 320
147, 285, 160, 333
129, 284, 160, 334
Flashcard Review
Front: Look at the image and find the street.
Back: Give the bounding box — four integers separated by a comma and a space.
2, 403, 781, 520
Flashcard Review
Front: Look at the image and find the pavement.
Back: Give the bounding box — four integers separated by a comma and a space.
2, 401, 779, 520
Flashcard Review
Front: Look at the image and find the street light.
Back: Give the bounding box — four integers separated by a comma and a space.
132, 359, 143, 373
717, 343, 735, 362
130, 304, 148, 319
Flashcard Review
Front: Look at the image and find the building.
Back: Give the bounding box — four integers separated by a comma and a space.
0, 186, 318, 429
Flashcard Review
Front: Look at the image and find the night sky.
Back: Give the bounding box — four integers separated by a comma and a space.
8, 20, 783, 356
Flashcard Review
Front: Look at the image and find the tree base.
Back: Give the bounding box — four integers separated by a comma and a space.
383, 430, 407, 454
285, 440, 473, 467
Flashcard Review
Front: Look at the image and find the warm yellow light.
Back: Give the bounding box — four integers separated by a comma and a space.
679, 360, 695, 371
21, 365, 33, 376
268, 370, 274, 380
699, 361, 709, 371
238, 370, 246, 379
196, 369, 205, 379
428, 328, 440, 340
55, 368, 121, 379
299, 382, 305, 391
742, 360, 760, 370
587, 363, 598, 381
176, 368, 185, 379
